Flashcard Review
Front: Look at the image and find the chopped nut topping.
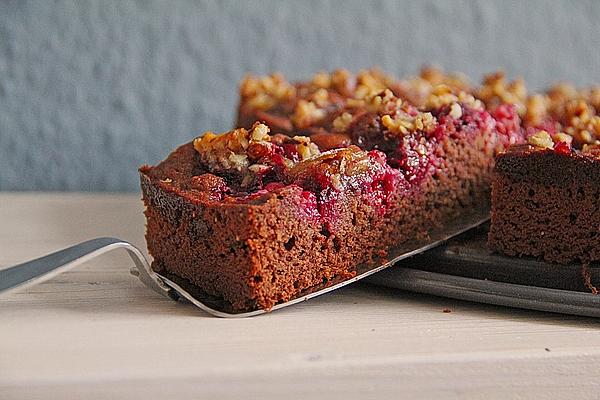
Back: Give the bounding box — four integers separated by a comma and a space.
582, 143, 600, 156
287, 145, 387, 192
415, 143, 428, 156
419, 66, 471, 92
193, 123, 321, 184
330, 69, 354, 94
477, 71, 527, 115
423, 84, 483, 110
563, 101, 600, 144
347, 88, 403, 114
449, 103, 463, 119
553, 132, 573, 145
193, 123, 272, 173
251, 123, 270, 141
292, 100, 327, 129
248, 164, 270, 173
311, 72, 331, 89
519, 80, 600, 150
332, 112, 353, 132
292, 135, 321, 160
588, 87, 600, 110
240, 73, 296, 111
547, 82, 578, 104
356, 69, 393, 94
527, 130, 554, 149
382, 111, 436, 135
311, 88, 330, 107
394, 67, 472, 108
309, 131, 351, 150
524, 94, 549, 126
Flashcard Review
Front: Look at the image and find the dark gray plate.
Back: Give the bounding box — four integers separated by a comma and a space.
366, 225, 600, 318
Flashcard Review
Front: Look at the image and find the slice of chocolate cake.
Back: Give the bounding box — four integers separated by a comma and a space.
488, 81, 600, 265
489, 142, 600, 264
141, 69, 522, 313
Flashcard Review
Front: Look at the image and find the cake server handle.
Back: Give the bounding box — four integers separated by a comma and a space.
0, 237, 176, 299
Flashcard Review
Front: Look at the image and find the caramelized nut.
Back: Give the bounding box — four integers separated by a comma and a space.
527, 131, 554, 149
310, 131, 352, 151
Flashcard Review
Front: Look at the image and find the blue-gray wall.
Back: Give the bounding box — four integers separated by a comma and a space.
1, 0, 598, 191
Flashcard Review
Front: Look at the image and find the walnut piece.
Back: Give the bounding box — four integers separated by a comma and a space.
332, 112, 353, 132
292, 100, 327, 129
240, 73, 296, 111
527, 130, 554, 149
394, 66, 472, 108
292, 135, 321, 160
381, 111, 436, 135
582, 143, 600, 157
347, 88, 403, 114
193, 123, 321, 185
477, 71, 527, 115
521, 82, 600, 149
422, 84, 482, 111
287, 146, 387, 192
193, 123, 273, 173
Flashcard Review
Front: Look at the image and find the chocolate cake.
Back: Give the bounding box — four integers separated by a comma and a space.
488, 79, 600, 265
141, 69, 522, 312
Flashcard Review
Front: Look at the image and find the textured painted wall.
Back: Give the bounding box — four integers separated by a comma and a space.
1, 0, 599, 191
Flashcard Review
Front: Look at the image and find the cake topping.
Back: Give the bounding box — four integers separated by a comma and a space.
561, 100, 600, 145
309, 131, 352, 151
288, 146, 388, 191
449, 103, 463, 119
524, 94, 550, 126
526, 130, 576, 154
477, 71, 527, 115
422, 84, 483, 111
193, 123, 272, 173
527, 131, 554, 149
240, 73, 296, 111
286, 146, 402, 225
192, 120, 403, 216
553, 132, 573, 145
486, 74, 600, 156
346, 88, 403, 113
307, 69, 355, 94
329, 69, 355, 95
311, 71, 331, 89
394, 67, 472, 107
239, 68, 506, 139
582, 143, 600, 157
381, 111, 436, 135
291, 99, 327, 129
193, 122, 320, 188
332, 112, 353, 132
292, 135, 321, 160
234, 69, 536, 194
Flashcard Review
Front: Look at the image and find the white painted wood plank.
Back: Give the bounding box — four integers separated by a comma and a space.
1, 193, 599, 399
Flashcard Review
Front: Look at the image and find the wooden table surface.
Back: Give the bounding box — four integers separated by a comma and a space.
1, 193, 600, 399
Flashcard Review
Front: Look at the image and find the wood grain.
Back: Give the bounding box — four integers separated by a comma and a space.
1, 193, 600, 399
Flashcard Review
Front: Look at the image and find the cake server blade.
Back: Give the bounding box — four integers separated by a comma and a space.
0, 205, 490, 317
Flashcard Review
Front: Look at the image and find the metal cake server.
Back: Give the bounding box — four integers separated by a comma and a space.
0, 206, 489, 317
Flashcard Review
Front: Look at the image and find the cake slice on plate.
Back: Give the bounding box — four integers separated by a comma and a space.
488, 81, 600, 265
140, 69, 522, 312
